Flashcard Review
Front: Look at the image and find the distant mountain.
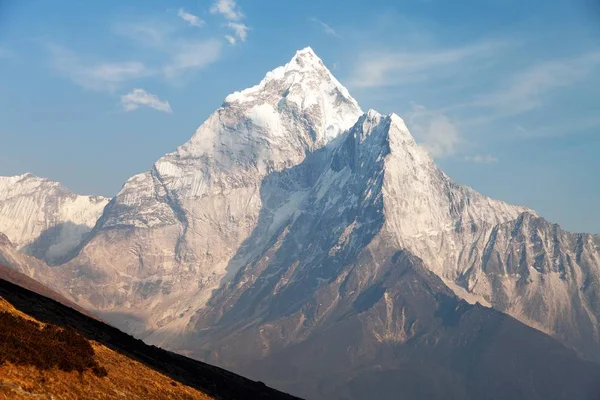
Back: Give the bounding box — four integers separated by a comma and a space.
0, 271, 298, 399
0, 173, 109, 265
0, 262, 92, 318
0, 232, 62, 288
2, 47, 600, 399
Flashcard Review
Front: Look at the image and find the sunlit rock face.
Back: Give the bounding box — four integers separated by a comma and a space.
60, 47, 363, 336
0, 173, 109, 265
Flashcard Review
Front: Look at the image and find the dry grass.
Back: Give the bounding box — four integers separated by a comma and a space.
0, 298, 212, 400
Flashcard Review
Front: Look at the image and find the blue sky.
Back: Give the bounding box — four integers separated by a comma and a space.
0, 0, 599, 233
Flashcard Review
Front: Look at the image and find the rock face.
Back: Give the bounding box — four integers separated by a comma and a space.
62, 47, 362, 335
190, 248, 600, 400
0, 232, 63, 294
0, 174, 109, 265
4, 47, 600, 399
178, 112, 600, 399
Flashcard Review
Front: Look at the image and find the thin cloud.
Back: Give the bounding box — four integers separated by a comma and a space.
163, 39, 222, 78
471, 51, 600, 116
405, 103, 462, 158
210, 0, 244, 21
178, 8, 205, 28
225, 35, 236, 45
310, 17, 342, 38
226, 22, 250, 44
209, 0, 250, 44
349, 40, 505, 88
113, 21, 224, 80
48, 44, 152, 91
120, 89, 172, 113
464, 154, 498, 164
112, 22, 173, 47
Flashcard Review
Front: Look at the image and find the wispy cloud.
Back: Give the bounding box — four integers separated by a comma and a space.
310, 17, 342, 38
348, 40, 505, 88
178, 8, 205, 28
470, 51, 600, 116
210, 0, 244, 21
464, 154, 498, 163
225, 22, 250, 45
405, 103, 461, 158
120, 88, 172, 113
48, 45, 152, 91
114, 19, 224, 80
163, 39, 222, 78
209, 0, 250, 45
112, 22, 173, 47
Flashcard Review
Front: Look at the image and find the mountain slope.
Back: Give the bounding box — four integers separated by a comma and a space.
458, 212, 600, 361
172, 112, 600, 399
62, 47, 363, 335
0, 232, 65, 291
0, 273, 298, 400
0, 173, 109, 265
188, 245, 600, 400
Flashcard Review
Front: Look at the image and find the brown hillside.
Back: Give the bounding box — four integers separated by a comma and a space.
0, 270, 300, 400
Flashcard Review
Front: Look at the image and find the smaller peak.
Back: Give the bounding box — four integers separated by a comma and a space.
0, 172, 35, 182
388, 113, 405, 123
366, 109, 382, 119
388, 113, 410, 132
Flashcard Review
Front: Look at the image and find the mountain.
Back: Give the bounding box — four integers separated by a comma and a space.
192, 250, 600, 400
60, 47, 362, 336
179, 111, 600, 399
0, 262, 92, 318
4, 47, 600, 398
0, 232, 63, 289
0, 173, 109, 265
0, 270, 299, 399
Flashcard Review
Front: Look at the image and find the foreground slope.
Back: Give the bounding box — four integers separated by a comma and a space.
0, 271, 298, 400
0, 173, 109, 265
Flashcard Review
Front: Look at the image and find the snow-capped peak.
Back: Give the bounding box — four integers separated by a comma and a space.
173, 47, 362, 165
224, 47, 360, 114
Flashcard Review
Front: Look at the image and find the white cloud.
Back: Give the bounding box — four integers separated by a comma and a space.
349, 41, 505, 88
48, 45, 152, 91
405, 103, 461, 158
112, 22, 173, 47
225, 22, 249, 44
472, 51, 600, 115
310, 17, 341, 38
208, 0, 250, 44
225, 35, 236, 45
113, 20, 225, 80
163, 39, 222, 78
210, 0, 244, 21
465, 154, 498, 164
178, 8, 205, 28
120, 88, 172, 113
